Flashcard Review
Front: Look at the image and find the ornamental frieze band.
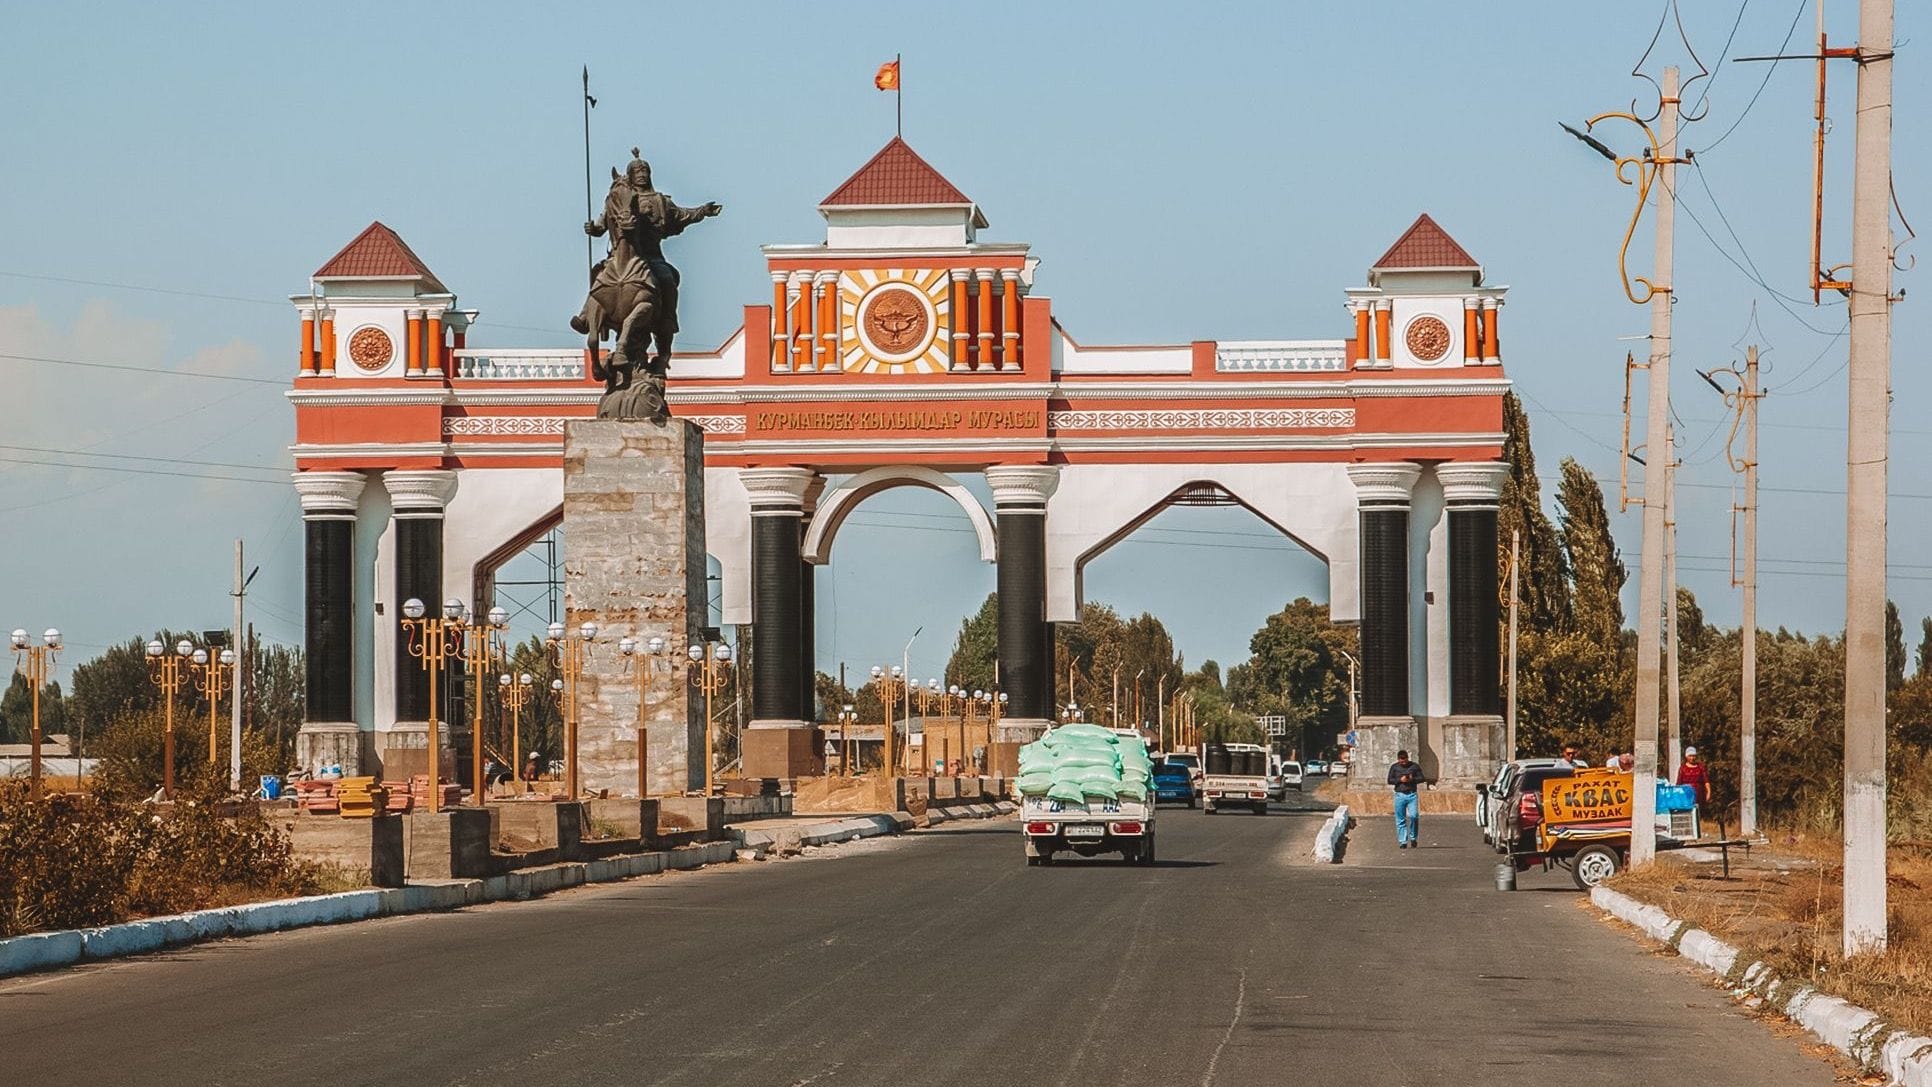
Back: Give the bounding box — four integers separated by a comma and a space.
444, 415, 746, 437
1045, 408, 1355, 431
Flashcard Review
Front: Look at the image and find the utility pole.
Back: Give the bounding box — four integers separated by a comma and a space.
1627, 66, 1679, 870
1665, 427, 1682, 780
231, 539, 245, 794
1506, 529, 1520, 761
1740, 345, 1760, 838
1842, 0, 1892, 956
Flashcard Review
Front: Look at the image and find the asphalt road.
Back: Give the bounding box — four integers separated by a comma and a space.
1, 794, 1839, 1086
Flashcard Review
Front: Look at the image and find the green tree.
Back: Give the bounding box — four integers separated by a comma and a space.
1917, 616, 1932, 679
1231, 598, 1354, 756
1500, 392, 1570, 633
943, 594, 1000, 695
0, 674, 63, 746
1887, 600, 1907, 692
1558, 457, 1623, 643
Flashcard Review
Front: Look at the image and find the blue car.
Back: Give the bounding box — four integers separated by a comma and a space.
1152, 763, 1197, 808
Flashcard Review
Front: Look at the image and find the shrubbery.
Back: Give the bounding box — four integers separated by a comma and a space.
0, 780, 319, 937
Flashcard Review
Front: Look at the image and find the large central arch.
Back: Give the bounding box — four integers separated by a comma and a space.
802, 465, 998, 565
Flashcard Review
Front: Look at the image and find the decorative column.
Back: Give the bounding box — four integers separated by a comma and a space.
975, 268, 997, 369
791, 272, 814, 371
424, 309, 445, 377
293, 471, 366, 774
985, 466, 1059, 744
799, 478, 825, 723
815, 271, 839, 371
949, 269, 972, 369
1350, 300, 1372, 368
404, 309, 425, 376
1462, 299, 1480, 364
318, 308, 337, 375
383, 469, 457, 778
1345, 462, 1420, 786
999, 269, 1021, 368
1373, 300, 1394, 369
298, 306, 318, 375
1480, 298, 1501, 364
1437, 462, 1509, 786
770, 271, 791, 371
741, 467, 817, 778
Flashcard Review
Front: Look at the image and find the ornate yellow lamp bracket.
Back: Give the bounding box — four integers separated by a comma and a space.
1583, 109, 1683, 306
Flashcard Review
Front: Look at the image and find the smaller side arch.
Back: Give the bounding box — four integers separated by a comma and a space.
803, 465, 998, 564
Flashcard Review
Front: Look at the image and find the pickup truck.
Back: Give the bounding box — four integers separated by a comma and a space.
1200, 742, 1270, 815
1022, 793, 1155, 865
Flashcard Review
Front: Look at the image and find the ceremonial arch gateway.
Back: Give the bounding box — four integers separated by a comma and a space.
287, 137, 1511, 790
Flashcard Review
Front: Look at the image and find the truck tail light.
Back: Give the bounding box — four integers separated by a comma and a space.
1109, 821, 1143, 835
1518, 792, 1541, 828
1025, 821, 1054, 835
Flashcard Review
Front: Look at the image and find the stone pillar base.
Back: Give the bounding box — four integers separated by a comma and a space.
1439, 714, 1506, 789
995, 718, 1050, 745
1347, 715, 1418, 790
403, 807, 492, 880
294, 722, 367, 777
743, 726, 823, 780
380, 722, 456, 783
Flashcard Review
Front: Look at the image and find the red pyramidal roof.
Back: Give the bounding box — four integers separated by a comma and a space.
1372, 213, 1479, 271
314, 221, 448, 293
820, 137, 973, 208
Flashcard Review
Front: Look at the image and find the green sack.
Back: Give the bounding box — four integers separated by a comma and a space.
1016, 771, 1053, 795
1080, 778, 1119, 800
1046, 780, 1086, 805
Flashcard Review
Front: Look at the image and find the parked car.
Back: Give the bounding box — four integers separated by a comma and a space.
1495, 764, 1578, 856
1265, 757, 1286, 801
1305, 759, 1328, 776
1151, 762, 1197, 807
1164, 752, 1203, 788
1327, 760, 1349, 777
1476, 758, 1569, 847
1281, 760, 1304, 791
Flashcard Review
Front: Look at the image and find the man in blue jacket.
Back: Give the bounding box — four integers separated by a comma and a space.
1388, 750, 1425, 848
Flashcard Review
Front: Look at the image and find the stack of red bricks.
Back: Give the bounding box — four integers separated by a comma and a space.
381, 781, 415, 814
294, 779, 339, 815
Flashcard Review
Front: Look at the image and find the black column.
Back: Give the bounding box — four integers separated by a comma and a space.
751, 508, 804, 723
394, 515, 442, 722
1449, 505, 1502, 716
304, 518, 354, 723
996, 506, 1049, 722
1358, 505, 1410, 718
799, 555, 817, 722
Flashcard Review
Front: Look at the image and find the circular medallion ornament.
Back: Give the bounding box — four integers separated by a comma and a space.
1404, 315, 1452, 363
857, 283, 935, 363
348, 326, 395, 372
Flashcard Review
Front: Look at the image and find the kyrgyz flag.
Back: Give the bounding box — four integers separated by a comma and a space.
874, 60, 900, 91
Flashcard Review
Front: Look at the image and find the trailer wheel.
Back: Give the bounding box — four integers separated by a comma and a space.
1572, 845, 1621, 889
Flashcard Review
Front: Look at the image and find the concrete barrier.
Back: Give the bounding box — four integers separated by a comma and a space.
1312, 805, 1350, 863
1593, 886, 1932, 1087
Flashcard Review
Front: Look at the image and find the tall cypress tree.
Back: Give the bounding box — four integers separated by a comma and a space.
1498, 392, 1570, 633
1916, 616, 1932, 679
1886, 600, 1906, 692
1558, 457, 1625, 644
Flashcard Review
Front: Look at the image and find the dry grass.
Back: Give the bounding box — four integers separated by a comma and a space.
1609, 833, 1932, 1038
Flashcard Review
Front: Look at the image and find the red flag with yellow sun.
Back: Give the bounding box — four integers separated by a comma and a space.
874, 59, 900, 91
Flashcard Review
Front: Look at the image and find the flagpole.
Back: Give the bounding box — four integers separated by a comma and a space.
895, 53, 902, 138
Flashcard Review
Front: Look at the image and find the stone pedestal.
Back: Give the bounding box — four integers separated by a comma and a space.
403, 808, 492, 880
743, 725, 823, 780
379, 723, 456, 783
294, 722, 367, 777
1347, 715, 1418, 790
563, 419, 707, 798
1438, 714, 1505, 788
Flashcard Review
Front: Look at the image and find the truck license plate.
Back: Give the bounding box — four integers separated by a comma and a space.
1064, 825, 1103, 839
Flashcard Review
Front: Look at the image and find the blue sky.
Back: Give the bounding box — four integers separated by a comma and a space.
1, 2, 1926, 684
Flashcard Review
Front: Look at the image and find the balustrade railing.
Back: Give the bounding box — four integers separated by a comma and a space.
451, 349, 589, 380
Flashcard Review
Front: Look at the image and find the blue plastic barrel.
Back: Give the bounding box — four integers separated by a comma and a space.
259, 774, 282, 800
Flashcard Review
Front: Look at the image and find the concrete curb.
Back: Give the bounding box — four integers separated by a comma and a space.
732, 801, 1015, 852
1312, 805, 1351, 863
0, 839, 738, 980
1593, 886, 1932, 1086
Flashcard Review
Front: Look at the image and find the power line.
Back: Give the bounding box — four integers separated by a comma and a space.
0, 454, 287, 487
1697, 0, 1809, 154
0, 351, 287, 386
0, 269, 288, 307
0, 443, 286, 476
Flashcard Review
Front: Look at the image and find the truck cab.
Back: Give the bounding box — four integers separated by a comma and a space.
1200, 742, 1271, 815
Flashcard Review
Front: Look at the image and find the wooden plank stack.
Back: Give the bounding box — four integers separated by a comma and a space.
335, 776, 387, 818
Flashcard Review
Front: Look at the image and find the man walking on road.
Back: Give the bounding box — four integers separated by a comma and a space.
1388, 749, 1423, 849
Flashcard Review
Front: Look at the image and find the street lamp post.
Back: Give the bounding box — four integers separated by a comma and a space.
837, 703, 858, 774
872, 665, 905, 777
545, 617, 599, 799
459, 605, 508, 806
619, 635, 670, 798
498, 671, 535, 795
12, 628, 59, 800
689, 640, 732, 794
189, 645, 237, 769
144, 637, 192, 801
400, 597, 467, 813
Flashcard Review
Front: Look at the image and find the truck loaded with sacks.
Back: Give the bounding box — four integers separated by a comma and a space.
1015, 723, 1157, 866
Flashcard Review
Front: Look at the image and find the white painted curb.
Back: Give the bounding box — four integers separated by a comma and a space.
0, 839, 739, 980
1593, 886, 1932, 1086
1313, 805, 1351, 863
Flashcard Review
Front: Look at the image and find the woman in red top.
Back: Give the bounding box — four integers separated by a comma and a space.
1676, 746, 1711, 807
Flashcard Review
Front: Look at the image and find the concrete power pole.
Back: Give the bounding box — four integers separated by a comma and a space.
1739, 346, 1760, 837
1842, 0, 1892, 956
1665, 427, 1682, 781
1628, 66, 1679, 869
231, 539, 245, 794
1506, 529, 1520, 761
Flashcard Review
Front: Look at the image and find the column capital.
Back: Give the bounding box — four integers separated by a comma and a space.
974, 267, 998, 282
1435, 461, 1510, 506
1346, 462, 1422, 505
383, 468, 458, 517
740, 466, 817, 511
949, 267, 973, 282
292, 470, 367, 519
1461, 297, 1480, 310
984, 465, 1060, 507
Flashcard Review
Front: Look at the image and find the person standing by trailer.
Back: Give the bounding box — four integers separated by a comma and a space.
1676, 746, 1711, 808
1388, 749, 1424, 849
